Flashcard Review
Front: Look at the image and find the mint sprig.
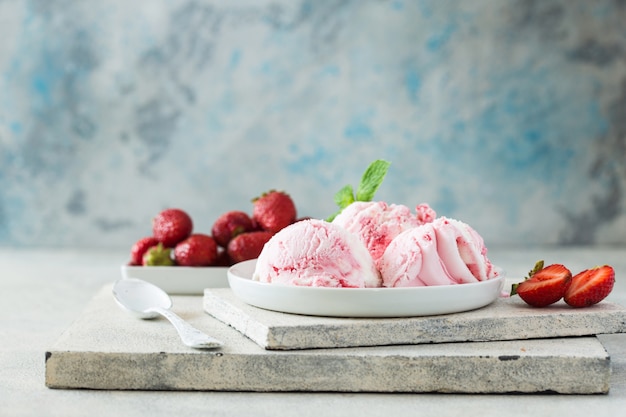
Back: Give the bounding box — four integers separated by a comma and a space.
356, 159, 391, 201
326, 159, 391, 221
333, 184, 355, 209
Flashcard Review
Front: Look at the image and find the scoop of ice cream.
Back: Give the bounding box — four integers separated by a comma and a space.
433, 217, 496, 282
415, 203, 437, 224
332, 201, 421, 268
379, 216, 499, 287
252, 219, 381, 288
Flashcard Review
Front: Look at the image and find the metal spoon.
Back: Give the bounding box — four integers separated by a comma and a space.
112, 278, 223, 349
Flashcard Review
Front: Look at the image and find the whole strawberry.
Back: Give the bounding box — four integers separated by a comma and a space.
227, 231, 273, 264
143, 243, 175, 266
129, 236, 159, 266
152, 208, 193, 247
214, 248, 233, 267
564, 265, 615, 308
174, 234, 219, 267
211, 210, 255, 248
252, 190, 297, 233
511, 260, 572, 307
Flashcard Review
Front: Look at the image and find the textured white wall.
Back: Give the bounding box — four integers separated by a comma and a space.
1, 0, 625, 248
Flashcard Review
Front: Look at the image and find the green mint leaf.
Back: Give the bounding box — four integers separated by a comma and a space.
334, 184, 355, 209
355, 159, 390, 202
326, 185, 355, 222
326, 210, 341, 222
326, 160, 391, 221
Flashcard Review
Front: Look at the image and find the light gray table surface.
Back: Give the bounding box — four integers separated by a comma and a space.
2, 246, 626, 417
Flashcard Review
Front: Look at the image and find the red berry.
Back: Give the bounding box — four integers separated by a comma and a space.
174, 234, 218, 267
252, 190, 297, 233
129, 236, 159, 265
152, 208, 193, 247
227, 231, 273, 264
511, 260, 572, 307
564, 265, 615, 308
211, 210, 255, 248
214, 248, 233, 267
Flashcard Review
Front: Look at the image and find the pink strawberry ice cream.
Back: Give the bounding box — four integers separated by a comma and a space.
252, 219, 381, 288
415, 203, 437, 224
379, 216, 499, 287
252, 201, 498, 290
332, 201, 435, 268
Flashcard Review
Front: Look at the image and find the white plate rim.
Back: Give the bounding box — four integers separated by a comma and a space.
227, 259, 506, 318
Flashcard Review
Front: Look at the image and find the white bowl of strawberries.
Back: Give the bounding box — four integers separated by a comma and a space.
121, 191, 299, 295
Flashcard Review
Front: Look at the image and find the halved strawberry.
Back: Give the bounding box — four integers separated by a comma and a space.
564, 265, 615, 308
510, 260, 572, 307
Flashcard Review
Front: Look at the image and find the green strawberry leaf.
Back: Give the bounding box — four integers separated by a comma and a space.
528, 260, 544, 278
355, 159, 391, 202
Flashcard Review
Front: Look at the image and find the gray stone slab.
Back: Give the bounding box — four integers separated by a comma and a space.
46, 285, 612, 394
203, 288, 626, 350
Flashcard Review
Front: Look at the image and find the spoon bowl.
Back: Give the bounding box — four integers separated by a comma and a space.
112, 278, 223, 349
113, 278, 173, 319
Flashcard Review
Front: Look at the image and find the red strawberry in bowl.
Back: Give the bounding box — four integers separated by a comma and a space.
211, 210, 255, 248
214, 248, 233, 266
143, 243, 175, 266
152, 208, 193, 247
174, 234, 219, 267
564, 265, 615, 308
510, 260, 572, 307
129, 236, 159, 265
252, 190, 297, 234
227, 231, 273, 264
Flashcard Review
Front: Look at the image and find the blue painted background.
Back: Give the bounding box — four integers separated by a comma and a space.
1, 0, 625, 249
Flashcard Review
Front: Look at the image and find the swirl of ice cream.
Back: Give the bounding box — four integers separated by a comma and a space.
379, 217, 499, 287
252, 219, 381, 288
331, 201, 422, 268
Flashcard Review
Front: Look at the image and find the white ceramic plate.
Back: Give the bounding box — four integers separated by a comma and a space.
121, 265, 229, 295
228, 259, 506, 318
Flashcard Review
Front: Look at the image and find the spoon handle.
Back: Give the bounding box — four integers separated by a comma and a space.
150, 306, 223, 349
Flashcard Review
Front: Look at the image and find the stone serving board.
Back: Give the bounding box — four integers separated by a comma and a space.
203, 288, 626, 350
46, 285, 614, 394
